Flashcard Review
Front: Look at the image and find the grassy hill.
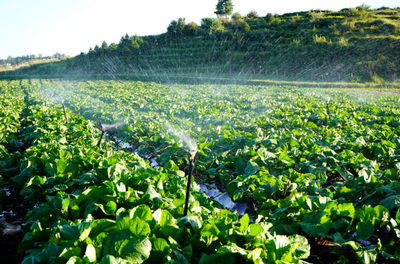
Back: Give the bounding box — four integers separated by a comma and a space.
2, 5, 400, 83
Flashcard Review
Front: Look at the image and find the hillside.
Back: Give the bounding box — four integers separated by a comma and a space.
2, 5, 400, 83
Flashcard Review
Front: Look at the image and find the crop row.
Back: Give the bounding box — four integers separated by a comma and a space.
0, 80, 26, 210
0, 80, 311, 263
30, 79, 400, 262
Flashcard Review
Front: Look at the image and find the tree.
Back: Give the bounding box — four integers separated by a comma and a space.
231, 12, 244, 24
167, 18, 186, 36
109, 43, 118, 52
242, 21, 250, 32
118, 34, 143, 54
183, 22, 198, 36
265, 13, 275, 24
201, 18, 225, 34
101, 41, 108, 51
215, 0, 234, 18
6, 56, 15, 65
247, 10, 258, 19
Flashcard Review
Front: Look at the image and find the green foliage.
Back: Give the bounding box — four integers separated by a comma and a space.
201, 18, 225, 34
167, 18, 187, 36
246, 10, 258, 20
215, 0, 234, 17
3, 79, 400, 263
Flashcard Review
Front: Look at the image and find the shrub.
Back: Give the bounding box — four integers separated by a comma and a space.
231, 12, 244, 24
246, 10, 258, 19
265, 13, 275, 24
313, 34, 331, 43
183, 22, 199, 36
309, 11, 325, 22
382, 23, 396, 33
242, 22, 250, 33
201, 18, 226, 34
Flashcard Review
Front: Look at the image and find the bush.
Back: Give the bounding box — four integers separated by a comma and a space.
369, 20, 384, 28
313, 34, 331, 43
265, 13, 275, 24
382, 23, 396, 33
183, 22, 199, 36
231, 12, 244, 24
201, 18, 225, 34
246, 10, 258, 19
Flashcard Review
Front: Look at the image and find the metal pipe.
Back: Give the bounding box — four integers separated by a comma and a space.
97, 127, 105, 147
326, 100, 331, 121
183, 150, 199, 216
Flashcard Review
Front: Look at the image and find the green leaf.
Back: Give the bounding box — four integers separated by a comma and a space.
177, 215, 202, 232
372, 205, 389, 228
379, 194, 400, 211
356, 222, 374, 240
66, 256, 85, 264
337, 169, 354, 181
59, 247, 82, 261
130, 205, 153, 222
173, 250, 190, 264
99, 255, 127, 264
240, 214, 249, 233
345, 241, 377, 264
305, 121, 318, 129
266, 235, 294, 262
57, 158, 68, 174
247, 248, 264, 264
103, 230, 151, 263
151, 237, 170, 259
103, 201, 117, 215
396, 208, 400, 224
289, 234, 310, 259
244, 161, 259, 176
59, 225, 80, 241
217, 244, 246, 257
249, 223, 264, 237
84, 244, 96, 262
116, 216, 151, 237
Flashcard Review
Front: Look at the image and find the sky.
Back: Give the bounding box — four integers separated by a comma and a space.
0, 0, 399, 60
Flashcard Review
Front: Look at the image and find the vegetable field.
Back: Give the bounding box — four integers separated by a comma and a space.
1, 79, 400, 263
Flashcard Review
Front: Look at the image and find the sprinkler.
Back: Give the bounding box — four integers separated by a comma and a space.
326, 99, 331, 121
97, 127, 106, 147
61, 100, 68, 123
183, 149, 200, 216
96, 121, 123, 148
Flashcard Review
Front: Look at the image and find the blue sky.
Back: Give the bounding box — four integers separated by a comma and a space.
0, 0, 399, 60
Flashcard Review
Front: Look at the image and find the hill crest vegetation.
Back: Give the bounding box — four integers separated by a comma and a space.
2, 4, 400, 83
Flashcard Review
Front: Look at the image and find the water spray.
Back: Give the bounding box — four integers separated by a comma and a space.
183, 149, 200, 216
48, 92, 55, 109
61, 100, 68, 123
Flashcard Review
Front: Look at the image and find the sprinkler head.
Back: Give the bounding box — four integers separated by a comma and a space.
188, 150, 200, 164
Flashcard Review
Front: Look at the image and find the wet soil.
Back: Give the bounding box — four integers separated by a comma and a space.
0, 184, 30, 264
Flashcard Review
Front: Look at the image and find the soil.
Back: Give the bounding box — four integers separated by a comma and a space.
0, 184, 30, 264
